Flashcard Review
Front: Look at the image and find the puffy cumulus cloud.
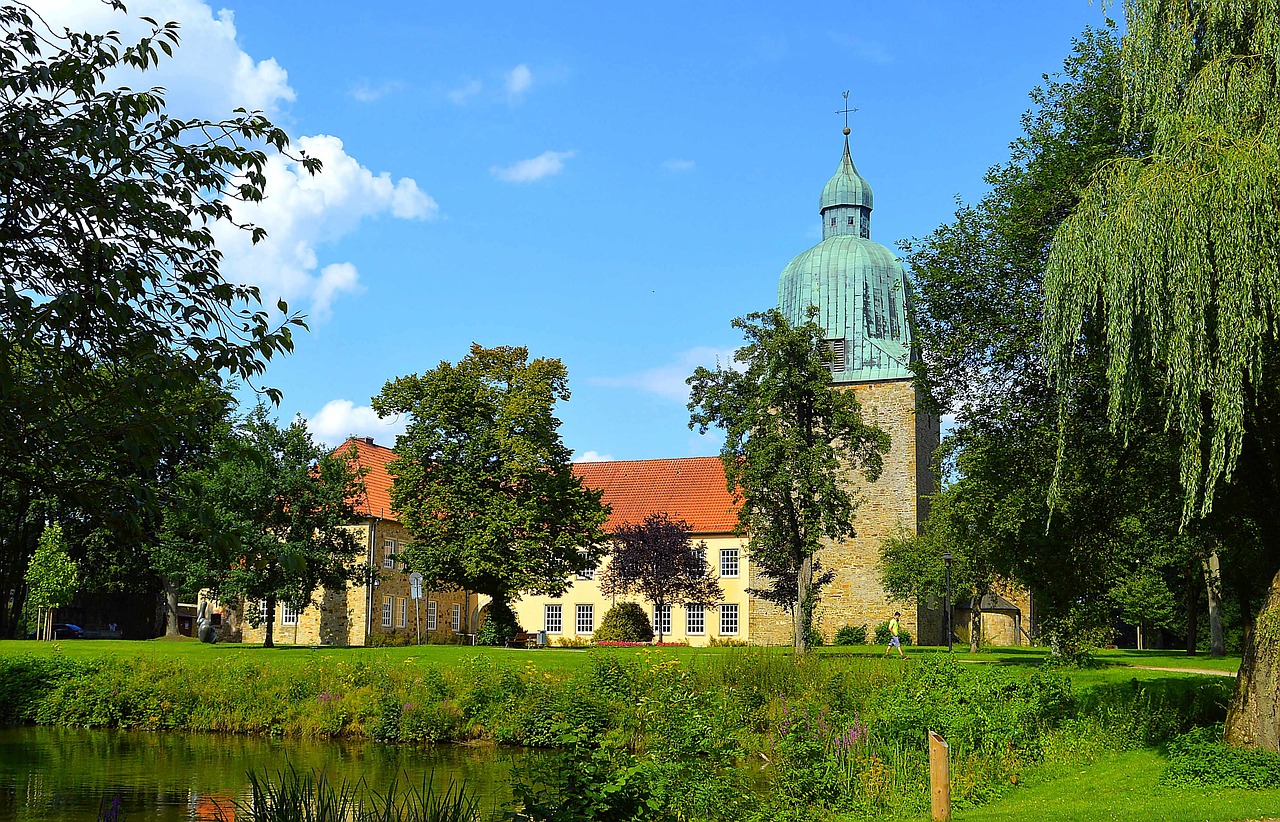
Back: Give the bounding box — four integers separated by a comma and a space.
211, 134, 436, 320
505, 64, 533, 100
33, 0, 295, 118
34, 0, 437, 321
491, 150, 577, 183
590, 347, 738, 402
307, 399, 408, 448
573, 450, 614, 463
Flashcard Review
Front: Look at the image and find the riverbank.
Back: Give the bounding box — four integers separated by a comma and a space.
0, 641, 1253, 820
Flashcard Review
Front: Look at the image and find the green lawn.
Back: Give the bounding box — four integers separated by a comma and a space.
0, 639, 1240, 683
961, 749, 1280, 822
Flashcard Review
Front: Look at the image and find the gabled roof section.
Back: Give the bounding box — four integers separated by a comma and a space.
335, 437, 398, 520
572, 457, 740, 535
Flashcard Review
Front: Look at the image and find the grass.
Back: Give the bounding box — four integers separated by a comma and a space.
0, 639, 1241, 683
960, 749, 1280, 822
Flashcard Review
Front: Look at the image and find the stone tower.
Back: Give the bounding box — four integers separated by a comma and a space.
751, 131, 940, 644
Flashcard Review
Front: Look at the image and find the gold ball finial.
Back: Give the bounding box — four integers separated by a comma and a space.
843, 127, 851, 136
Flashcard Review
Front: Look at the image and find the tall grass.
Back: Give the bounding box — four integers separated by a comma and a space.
238, 765, 481, 822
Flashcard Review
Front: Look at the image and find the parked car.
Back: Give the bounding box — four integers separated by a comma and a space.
26, 623, 84, 640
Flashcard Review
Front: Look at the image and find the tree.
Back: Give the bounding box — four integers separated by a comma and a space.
0, 4, 315, 636
23, 523, 78, 640
372, 344, 609, 626
1042, 0, 1280, 749
688, 309, 889, 655
1111, 570, 1177, 650
200, 406, 364, 648
598, 513, 723, 644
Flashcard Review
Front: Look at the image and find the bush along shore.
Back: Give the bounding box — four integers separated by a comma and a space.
0, 649, 1244, 820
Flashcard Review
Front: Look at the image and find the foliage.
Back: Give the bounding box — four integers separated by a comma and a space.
0, 2, 312, 637
1111, 570, 1177, 645
1162, 725, 1280, 790
834, 624, 868, 646
873, 621, 912, 647
593, 603, 654, 644
373, 344, 609, 617
598, 514, 720, 643
23, 524, 78, 611
197, 405, 365, 647
476, 599, 524, 647
688, 308, 889, 654
511, 724, 650, 822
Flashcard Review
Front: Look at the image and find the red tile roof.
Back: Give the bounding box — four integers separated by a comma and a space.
337, 437, 399, 520
335, 439, 741, 535
572, 457, 741, 534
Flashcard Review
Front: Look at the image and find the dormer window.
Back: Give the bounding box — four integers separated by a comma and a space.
847, 216, 855, 226
823, 339, 847, 372
830, 217, 837, 227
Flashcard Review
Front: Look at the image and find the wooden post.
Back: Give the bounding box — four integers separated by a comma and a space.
929, 730, 951, 822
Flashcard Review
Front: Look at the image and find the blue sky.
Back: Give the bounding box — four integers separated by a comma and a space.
49, 1, 1115, 461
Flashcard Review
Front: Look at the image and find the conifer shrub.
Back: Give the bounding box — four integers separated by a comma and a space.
592, 602, 654, 643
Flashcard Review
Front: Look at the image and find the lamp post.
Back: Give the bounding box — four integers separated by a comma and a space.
941, 552, 954, 653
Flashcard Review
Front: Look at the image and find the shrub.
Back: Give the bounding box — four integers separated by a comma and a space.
834, 624, 868, 646
593, 603, 654, 643
874, 621, 912, 646
1162, 724, 1280, 789
476, 599, 522, 647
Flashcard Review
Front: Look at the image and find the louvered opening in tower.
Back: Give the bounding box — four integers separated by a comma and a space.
823, 338, 847, 373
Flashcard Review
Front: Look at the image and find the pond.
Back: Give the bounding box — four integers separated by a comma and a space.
0, 726, 538, 821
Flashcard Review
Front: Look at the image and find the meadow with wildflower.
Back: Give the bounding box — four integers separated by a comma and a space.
0, 642, 1258, 820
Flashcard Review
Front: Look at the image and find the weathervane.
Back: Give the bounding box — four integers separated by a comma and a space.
836, 90, 857, 136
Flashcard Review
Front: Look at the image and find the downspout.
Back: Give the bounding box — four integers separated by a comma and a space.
365, 517, 378, 644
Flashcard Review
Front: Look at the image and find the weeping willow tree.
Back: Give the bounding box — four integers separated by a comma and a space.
1043, 0, 1280, 750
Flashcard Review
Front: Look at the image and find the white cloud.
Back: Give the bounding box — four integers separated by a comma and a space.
491, 150, 577, 183
349, 78, 403, 103
211, 134, 437, 320
447, 78, 484, 105
662, 159, 696, 172
505, 64, 533, 100
33, 0, 295, 118
573, 450, 614, 463
34, 0, 441, 321
308, 399, 408, 448
590, 347, 738, 402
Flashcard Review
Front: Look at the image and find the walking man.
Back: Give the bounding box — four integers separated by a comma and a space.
884, 611, 905, 658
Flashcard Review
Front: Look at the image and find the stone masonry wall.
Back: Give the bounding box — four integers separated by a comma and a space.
748, 379, 939, 645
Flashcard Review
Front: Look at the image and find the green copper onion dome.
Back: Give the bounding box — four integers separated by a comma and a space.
777, 135, 911, 384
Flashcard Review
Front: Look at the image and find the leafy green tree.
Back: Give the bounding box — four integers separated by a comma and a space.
1111, 570, 1177, 650
372, 344, 609, 624
1042, 0, 1280, 750
23, 524, 78, 640
0, 4, 315, 635
688, 309, 889, 655
199, 406, 364, 647
598, 513, 722, 644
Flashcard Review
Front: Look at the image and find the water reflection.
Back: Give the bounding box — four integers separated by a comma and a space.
0, 727, 532, 821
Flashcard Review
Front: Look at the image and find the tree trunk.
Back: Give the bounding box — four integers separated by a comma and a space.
1136, 624, 1144, 651
1204, 547, 1226, 657
161, 577, 181, 637
263, 595, 276, 648
969, 599, 982, 654
1224, 566, 1280, 751
794, 553, 813, 656
1185, 565, 1199, 656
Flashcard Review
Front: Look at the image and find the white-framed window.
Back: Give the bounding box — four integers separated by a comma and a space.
281, 602, 299, 626
720, 548, 739, 577
381, 596, 393, 628
427, 600, 438, 630
576, 604, 594, 634
383, 538, 396, 569
451, 603, 461, 631
653, 604, 671, 635
258, 600, 269, 623
545, 603, 563, 633
720, 603, 739, 635
695, 546, 708, 576
397, 598, 407, 628
686, 603, 705, 635
576, 565, 595, 581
